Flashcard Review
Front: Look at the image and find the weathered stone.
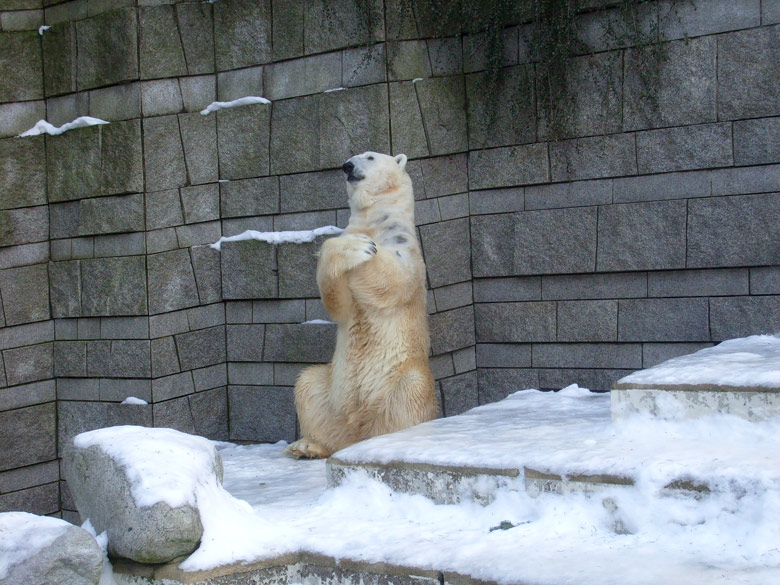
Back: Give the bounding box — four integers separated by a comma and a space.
475, 302, 555, 343
280, 170, 344, 214
75, 8, 138, 90
515, 207, 598, 275
438, 193, 469, 220
42, 21, 76, 96
98, 379, 152, 403
538, 368, 627, 393
251, 300, 306, 324
387, 40, 431, 81
751, 267, 780, 295
476, 343, 532, 368
57, 401, 151, 457
216, 66, 263, 102
642, 343, 714, 369
557, 300, 617, 342
525, 179, 611, 211
141, 79, 183, 117
175, 2, 215, 75
538, 51, 622, 139
303, 0, 384, 54
433, 281, 472, 312
0, 512, 103, 585
0, 403, 55, 472
63, 427, 220, 563
0, 460, 59, 498
46, 93, 89, 127
143, 115, 187, 191
270, 94, 320, 175
470, 213, 515, 277
624, 36, 716, 131
618, 298, 710, 342
153, 387, 228, 441
263, 323, 335, 362
0, 264, 49, 325
147, 249, 199, 315
659, 0, 760, 39
175, 326, 226, 371
718, 26, 780, 119
265, 53, 341, 100
152, 371, 195, 403
190, 245, 222, 305
217, 103, 271, 180
429, 306, 475, 356
180, 184, 219, 224
636, 123, 733, 174
77, 194, 144, 237
473, 277, 541, 303
389, 81, 429, 159
220, 176, 279, 218
49, 261, 81, 319
179, 112, 218, 185
0, 31, 42, 101
213, 0, 271, 70
319, 84, 390, 168
179, 75, 216, 113
278, 239, 321, 298
151, 337, 180, 378
228, 385, 295, 443
648, 268, 749, 298
89, 82, 141, 121
613, 170, 711, 204
146, 189, 183, 231
46, 125, 101, 202
533, 343, 641, 370
93, 233, 145, 258
415, 76, 467, 156
138, 5, 186, 80
418, 154, 468, 199
441, 371, 478, 417
100, 119, 144, 195
272, 0, 304, 60
175, 221, 221, 248
597, 200, 687, 271
0, 321, 54, 353
734, 117, 780, 166
469, 145, 549, 190
0, 206, 48, 247
344, 43, 387, 87
86, 340, 150, 378
0, 136, 45, 209
428, 36, 463, 76
712, 164, 780, 197
455, 345, 476, 374
469, 188, 524, 216
420, 219, 471, 288
687, 193, 780, 268
710, 296, 780, 340
477, 368, 539, 405
541, 272, 645, 301
0, 242, 49, 271
550, 134, 636, 182
81, 256, 147, 316
228, 362, 274, 386
3, 343, 53, 386
220, 240, 276, 299
226, 324, 265, 362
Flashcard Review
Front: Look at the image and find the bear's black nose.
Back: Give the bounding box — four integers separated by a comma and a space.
342, 161, 354, 175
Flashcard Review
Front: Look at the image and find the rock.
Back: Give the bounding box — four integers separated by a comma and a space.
62, 426, 224, 564
0, 511, 103, 585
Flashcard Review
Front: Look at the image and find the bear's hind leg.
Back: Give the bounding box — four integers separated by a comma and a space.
285, 364, 336, 459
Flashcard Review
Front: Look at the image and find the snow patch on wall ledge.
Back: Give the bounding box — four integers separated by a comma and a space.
200, 96, 271, 116
209, 226, 343, 251
18, 116, 109, 137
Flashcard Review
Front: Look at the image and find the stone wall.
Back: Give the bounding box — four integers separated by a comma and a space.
1, 0, 779, 519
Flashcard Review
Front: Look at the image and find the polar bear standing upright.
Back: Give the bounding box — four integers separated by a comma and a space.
285, 151, 438, 459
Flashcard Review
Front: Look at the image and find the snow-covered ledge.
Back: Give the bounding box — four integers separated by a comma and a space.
611, 334, 780, 421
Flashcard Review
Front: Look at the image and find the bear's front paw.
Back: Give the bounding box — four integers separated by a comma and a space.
341, 233, 377, 270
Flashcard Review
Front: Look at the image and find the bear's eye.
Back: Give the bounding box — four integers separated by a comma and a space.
367, 156, 374, 160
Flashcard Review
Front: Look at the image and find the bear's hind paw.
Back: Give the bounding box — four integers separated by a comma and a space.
285, 439, 332, 460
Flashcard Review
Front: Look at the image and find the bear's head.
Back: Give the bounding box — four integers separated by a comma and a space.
341, 151, 410, 211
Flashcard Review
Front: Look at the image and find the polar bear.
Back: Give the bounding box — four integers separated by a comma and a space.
285, 151, 438, 459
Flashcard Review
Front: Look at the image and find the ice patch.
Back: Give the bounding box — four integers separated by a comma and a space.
38, 25, 51, 35
200, 96, 271, 115
209, 226, 343, 250
18, 116, 109, 137
120, 397, 148, 405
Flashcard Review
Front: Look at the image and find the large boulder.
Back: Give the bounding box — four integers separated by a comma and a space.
63, 425, 224, 564
0, 512, 103, 585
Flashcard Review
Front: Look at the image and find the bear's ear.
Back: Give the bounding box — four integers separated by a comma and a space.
394, 153, 408, 171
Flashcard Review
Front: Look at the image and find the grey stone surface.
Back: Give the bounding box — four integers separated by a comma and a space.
181, 184, 219, 224
469, 188, 524, 215
152, 371, 195, 403
221, 240, 276, 299
636, 123, 733, 174
525, 180, 611, 211
277, 239, 321, 298
263, 323, 335, 363
141, 79, 183, 117
687, 193, 780, 268
710, 296, 780, 340
303, 0, 384, 54
180, 112, 219, 185
228, 385, 296, 443
42, 21, 76, 97
190, 245, 223, 305
470, 214, 515, 277
718, 26, 780, 119
220, 176, 279, 218
143, 115, 187, 191
344, 43, 387, 87
440, 371, 478, 417
213, 0, 271, 71
473, 277, 541, 303
252, 300, 306, 324
3, 343, 53, 386
420, 219, 471, 288
86, 340, 150, 378
533, 343, 642, 370
466, 65, 536, 149
0, 264, 49, 325
139, 5, 186, 80
46, 93, 89, 127
0, 31, 42, 101
0, 206, 48, 247
475, 302, 556, 343
0, 379, 54, 411
63, 434, 219, 563
597, 200, 687, 271
270, 94, 320, 175
57, 402, 151, 456
93, 233, 145, 258
613, 170, 711, 203
389, 81, 429, 159
0, 403, 55, 472
45, 125, 101, 202
642, 343, 713, 369
478, 368, 540, 404
176, 2, 215, 75
0, 136, 45, 210
217, 103, 271, 180
550, 134, 636, 182
192, 363, 227, 392
75, 7, 138, 90
734, 117, 780, 166
414, 76, 467, 156
476, 343, 532, 368
154, 387, 228, 441
146, 189, 183, 231
179, 75, 216, 113
429, 306, 475, 356
711, 164, 780, 197
515, 207, 598, 275
618, 298, 710, 342
659, 0, 760, 39
226, 324, 265, 362
280, 170, 344, 214
751, 267, 780, 295
387, 40, 431, 81
217, 66, 263, 102
648, 269, 749, 298
433, 282, 473, 312
538, 368, 628, 392
272, 0, 304, 60
50, 261, 81, 319
151, 336, 179, 378
0, 513, 103, 585
228, 362, 274, 386
557, 300, 617, 342
81, 256, 147, 316
147, 249, 199, 315
623, 36, 716, 131
175, 326, 226, 371
265, 53, 340, 100
470, 144, 548, 191
437, 193, 469, 221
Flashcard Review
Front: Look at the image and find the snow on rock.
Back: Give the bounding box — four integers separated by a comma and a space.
18, 116, 109, 137
120, 396, 148, 405
0, 512, 103, 585
618, 334, 780, 387
199, 96, 271, 115
209, 225, 343, 251
38, 25, 51, 35
63, 426, 225, 564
